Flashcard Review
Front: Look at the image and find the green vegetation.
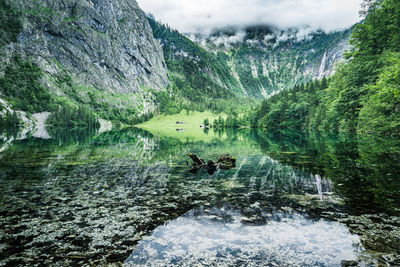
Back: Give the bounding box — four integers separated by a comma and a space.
51, 70, 146, 125
0, 55, 53, 113
138, 110, 224, 129
0, 56, 101, 129
203, 118, 210, 127
47, 103, 99, 128
0, 0, 22, 47
254, 78, 329, 130
137, 110, 228, 142
153, 85, 257, 117
0, 2, 350, 129
256, 0, 400, 135
357, 53, 400, 133
211, 29, 351, 98
2, 0, 397, 136
0, 110, 20, 128
0, 53, 154, 128
136, 108, 260, 143
148, 16, 241, 101
148, 16, 259, 118
147, 15, 350, 120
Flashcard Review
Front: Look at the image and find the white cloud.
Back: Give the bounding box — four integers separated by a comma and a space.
209, 30, 247, 46
136, 0, 363, 35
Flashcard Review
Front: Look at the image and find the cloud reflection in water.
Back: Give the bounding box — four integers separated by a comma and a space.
125, 207, 361, 266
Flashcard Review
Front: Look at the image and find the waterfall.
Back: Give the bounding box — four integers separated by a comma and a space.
315, 174, 323, 199
318, 52, 328, 79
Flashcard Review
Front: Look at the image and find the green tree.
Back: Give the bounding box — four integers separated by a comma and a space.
203, 118, 210, 127
218, 115, 225, 128
358, 52, 400, 134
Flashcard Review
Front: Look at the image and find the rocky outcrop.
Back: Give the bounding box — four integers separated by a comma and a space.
317, 39, 350, 79
227, 32, 351, 98
193, 29, 352, 98
5, 0, 168, 95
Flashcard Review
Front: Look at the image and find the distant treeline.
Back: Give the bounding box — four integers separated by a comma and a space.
203, 113, 253, 129
0, 110, 20, 128
48, 104, 100, 128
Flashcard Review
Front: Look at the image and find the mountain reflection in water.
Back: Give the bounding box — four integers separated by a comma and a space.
0, 127, 399, 266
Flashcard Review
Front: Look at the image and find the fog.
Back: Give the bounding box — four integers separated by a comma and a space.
137, 0, 363, 36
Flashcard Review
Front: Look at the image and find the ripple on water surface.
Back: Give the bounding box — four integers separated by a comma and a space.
125, 207, 361, 266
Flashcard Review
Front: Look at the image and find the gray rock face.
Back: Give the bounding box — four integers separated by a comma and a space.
190, 29, 352, 98
316, 39, 350, 79
9, 0, 168, 94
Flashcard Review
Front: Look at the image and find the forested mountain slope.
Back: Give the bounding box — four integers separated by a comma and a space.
255, 0, 400, 135
154, 20, 352, 99
214, 28, 351, 98
147, 17, 241, 111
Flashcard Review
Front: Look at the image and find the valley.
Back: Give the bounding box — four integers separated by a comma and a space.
1, 0, 400, 266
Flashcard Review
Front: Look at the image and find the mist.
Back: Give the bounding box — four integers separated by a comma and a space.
137, 0, 363, 37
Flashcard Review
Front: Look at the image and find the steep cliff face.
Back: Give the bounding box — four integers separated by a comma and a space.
12, 0, 167, 93
1, 0, 168, 124
208, 29, 352, 98
150, 18, 351, 100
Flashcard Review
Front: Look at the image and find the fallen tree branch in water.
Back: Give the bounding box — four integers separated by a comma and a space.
188, 153, 236, 175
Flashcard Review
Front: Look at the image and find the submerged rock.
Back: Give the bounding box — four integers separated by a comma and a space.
338, 214, 400, 254
217, 154, 237, 170
341, 260, 358, 266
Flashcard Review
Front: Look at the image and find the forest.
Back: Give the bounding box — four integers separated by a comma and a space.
1, 0, 399, 135
255, 0, 400, 135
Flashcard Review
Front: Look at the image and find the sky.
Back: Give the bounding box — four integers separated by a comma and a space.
136, 0, 363, 36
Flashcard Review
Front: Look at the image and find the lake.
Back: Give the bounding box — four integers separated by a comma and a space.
0, 127, 399, 266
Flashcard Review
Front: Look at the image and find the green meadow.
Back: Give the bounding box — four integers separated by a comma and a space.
136, 110, 227, 142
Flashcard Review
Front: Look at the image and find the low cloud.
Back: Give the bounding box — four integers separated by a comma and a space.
137, 0, 363, 36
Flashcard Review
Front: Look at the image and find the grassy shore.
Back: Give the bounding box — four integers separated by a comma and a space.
136, 110, 227, 142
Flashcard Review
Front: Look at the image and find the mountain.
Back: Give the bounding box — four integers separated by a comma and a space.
225, 30, 350, 98
149, 18, 351, 99
0, 0, 168, 126
254, 0, 400, 135
188, 26, 352, 98
1, 0, 352, 129
146, 17, 352, 115
147, 17, 239, 101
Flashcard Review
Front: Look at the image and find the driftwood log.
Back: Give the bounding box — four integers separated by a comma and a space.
188, 153, 236, 175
